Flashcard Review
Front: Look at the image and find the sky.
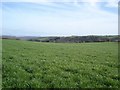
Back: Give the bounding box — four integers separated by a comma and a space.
0, 0, 119, 36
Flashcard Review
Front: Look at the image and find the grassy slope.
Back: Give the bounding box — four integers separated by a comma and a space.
2, 39, 119, 88
0, 39, 2, 89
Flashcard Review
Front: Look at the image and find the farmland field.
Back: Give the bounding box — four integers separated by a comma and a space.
2, 39, 119, 88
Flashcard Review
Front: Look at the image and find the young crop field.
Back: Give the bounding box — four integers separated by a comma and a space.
2, 39, 119, 88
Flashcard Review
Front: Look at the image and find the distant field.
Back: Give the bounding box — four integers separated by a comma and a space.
2, 39, 119, 88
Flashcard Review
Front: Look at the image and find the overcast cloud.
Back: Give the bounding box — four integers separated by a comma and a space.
1, 0, 118, 36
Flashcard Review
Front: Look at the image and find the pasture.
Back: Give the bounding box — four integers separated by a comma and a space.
2, 39, 119, 88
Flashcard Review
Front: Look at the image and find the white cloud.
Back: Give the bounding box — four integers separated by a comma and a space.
105, 0, 118, 7
2, 0, 118, 36
3, 3, 117, 36
2, 0, 119, 8
1, 0, 49, 2
0, 3, 2, 36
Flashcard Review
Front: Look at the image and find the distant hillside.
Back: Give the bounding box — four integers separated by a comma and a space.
2, 35, 120, 43
28, 35, 120, 43
2, 35, 17, 39
1, 35, 38, 40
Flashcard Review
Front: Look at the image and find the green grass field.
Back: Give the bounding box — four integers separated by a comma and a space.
2, 39, 119, 88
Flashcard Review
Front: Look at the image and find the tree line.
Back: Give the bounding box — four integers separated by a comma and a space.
28, 35, 120, 43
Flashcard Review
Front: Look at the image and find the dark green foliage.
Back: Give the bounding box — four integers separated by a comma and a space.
2, 35, 120, 43
28, 35, 120, 43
